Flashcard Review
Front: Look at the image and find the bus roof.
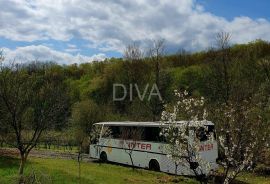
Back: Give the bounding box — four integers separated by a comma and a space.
94, 121, 214, 127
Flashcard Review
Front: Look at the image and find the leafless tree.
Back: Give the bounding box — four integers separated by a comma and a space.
0, 62, 68, 183
123, 43, 145, 87
148, 39, 165, 121
124, 43, 144, 62
209, 32, 233, 105
215, 32, 231, 50
148, 39, 165, 87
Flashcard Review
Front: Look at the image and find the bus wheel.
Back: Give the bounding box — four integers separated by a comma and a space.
149, 159, 160, 171
100, 152, 107, 163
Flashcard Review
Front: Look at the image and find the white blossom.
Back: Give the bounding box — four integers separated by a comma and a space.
160, 90, 211, 177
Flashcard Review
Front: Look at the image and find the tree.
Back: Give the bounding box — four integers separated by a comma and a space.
212, 57, 270, 183
205, 33, 270, 184
70, 99, 103, 183
0, 54, 8, 146
175, 48, 190, 67
0, 97, 8, 147
0, 62, 69, 182
148, 39, 165, 86
214, 99, 269, 184
208, 32, 232, 104
70, 99, 103, 157
160, 90, 212, 184
120, 126, 143, 170
70, 100, 112, 183
70, 100, 103, 150
148, 39, 165, 121
124, 43, 144, 62
123, 43, 148, 91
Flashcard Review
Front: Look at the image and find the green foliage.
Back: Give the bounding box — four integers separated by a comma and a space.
1, 40, 270, 160
169, 65, 206, 95
126, 98, 153, 121
70, 99, 102, 148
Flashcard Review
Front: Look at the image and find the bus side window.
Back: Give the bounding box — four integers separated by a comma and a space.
111, 126, 120, 139
143, 127, 165, 142
119, 126, 144, 140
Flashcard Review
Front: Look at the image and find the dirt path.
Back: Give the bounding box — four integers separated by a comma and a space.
0, 148, 95, 162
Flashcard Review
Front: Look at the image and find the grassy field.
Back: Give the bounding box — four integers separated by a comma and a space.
0, 156, 197, 184
0, 156, 269, 184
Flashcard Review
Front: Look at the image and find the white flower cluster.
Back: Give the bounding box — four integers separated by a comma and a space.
217, 101, 262, 184
160, 90, 211, 175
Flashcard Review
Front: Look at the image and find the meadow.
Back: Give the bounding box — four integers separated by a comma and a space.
0, 156, 269, 184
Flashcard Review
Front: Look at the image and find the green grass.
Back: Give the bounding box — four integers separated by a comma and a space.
237, 172, 270, 184
0, 156, 197, 184
2, 144, 79, 153
34, 146, 79, 153
0, 156, 269, 184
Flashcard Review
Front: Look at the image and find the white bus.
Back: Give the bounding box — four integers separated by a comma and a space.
89, 121, 218, 176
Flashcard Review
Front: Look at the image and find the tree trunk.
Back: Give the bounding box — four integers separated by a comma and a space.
19, 152, 28, 183
78, 153, 81, 184
19, 157, 25, 175
175, 163, 178, 175
77, 144, 83, 184
129, 153, 135, 170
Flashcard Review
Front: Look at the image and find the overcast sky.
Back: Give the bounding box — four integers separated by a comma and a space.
1, 0, 270, 64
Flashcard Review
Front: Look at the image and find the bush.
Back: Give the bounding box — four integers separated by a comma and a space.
254, 164, 270, 176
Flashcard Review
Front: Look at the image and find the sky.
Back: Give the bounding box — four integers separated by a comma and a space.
0, 0, 270, 65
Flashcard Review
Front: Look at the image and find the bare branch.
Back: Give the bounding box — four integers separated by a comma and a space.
215, 32, 231, 50
124, 43, 144, 61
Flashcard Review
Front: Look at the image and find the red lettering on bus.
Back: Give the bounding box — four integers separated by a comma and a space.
146, 144, 151, 150
128, 142, 135, 149
141, 143, 146, 149
127, 142, 152, 150
199, 143, 213, 152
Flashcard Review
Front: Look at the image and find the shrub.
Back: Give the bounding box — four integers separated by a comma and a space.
254, 164, 270, 176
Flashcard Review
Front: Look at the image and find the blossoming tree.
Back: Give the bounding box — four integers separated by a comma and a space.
160, 90, 212, 184
214, 100, 268, 184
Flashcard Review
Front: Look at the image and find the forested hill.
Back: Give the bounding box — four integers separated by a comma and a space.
2, 39, 270, 129
48, 39, 270, 126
